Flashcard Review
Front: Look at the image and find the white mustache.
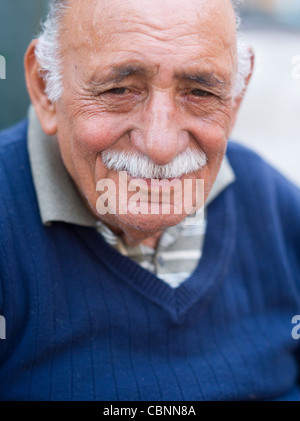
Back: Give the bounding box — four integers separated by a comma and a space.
101, 147, 207, 179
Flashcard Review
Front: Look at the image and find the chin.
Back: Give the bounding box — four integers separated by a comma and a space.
115, 211, 188, 233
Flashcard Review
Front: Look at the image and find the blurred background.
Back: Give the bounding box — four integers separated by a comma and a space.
0, 0, 299, 185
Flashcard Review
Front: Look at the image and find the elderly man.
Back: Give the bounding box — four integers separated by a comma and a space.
0, 0, 299, 401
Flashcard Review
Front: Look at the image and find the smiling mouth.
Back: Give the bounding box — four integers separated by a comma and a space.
125, 171, 191, 187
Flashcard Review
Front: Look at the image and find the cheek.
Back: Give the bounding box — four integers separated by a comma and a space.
71, 115, 126, 154
194, 122, 228, 158
192, 123, 228, 196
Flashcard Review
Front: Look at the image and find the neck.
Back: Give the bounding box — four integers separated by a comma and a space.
121, 229, 163, 249
104, 221, 164, 249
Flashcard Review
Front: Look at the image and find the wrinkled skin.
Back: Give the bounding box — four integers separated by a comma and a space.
25, 0, 250, 247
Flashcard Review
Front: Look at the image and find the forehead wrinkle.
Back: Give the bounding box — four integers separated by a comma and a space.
90, 0, 200, 34
67, 0, 236, 50
61, 0, 237, 87
65, 24, 235, 69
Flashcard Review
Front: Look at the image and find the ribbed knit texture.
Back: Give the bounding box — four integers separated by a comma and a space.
0, 120, 300, 401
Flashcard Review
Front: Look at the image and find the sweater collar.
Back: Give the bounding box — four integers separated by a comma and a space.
27, 105, 235, 227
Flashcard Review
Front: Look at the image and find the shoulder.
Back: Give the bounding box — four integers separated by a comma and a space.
226, 140, 300, 201
0, 120, 41, 300
226, 140, 300, 222
226, 140, 300, 269
227, 140, 282, 180
0, 118, 32, 205
0, 118, 30, 182
0, 119, 28, 150
0, 120, 29, 190
0, 119, 36, 222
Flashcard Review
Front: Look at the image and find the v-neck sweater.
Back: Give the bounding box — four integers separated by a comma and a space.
0, 120, 300, 401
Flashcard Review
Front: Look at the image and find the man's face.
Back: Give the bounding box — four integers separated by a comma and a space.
52, 0, 238, 237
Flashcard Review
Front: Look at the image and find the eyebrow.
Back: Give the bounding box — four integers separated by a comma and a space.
90, 65, 146, 86
90, 65, 231, 93
177, 72, 231, 90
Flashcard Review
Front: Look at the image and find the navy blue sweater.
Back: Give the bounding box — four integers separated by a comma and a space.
0, 120, 300, 401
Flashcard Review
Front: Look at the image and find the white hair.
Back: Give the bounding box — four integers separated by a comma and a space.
35, 0, 252, 103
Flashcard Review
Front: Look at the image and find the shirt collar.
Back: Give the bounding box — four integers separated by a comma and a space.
27, 105, 235, 226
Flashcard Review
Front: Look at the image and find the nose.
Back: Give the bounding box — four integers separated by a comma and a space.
131, 90, 189, 166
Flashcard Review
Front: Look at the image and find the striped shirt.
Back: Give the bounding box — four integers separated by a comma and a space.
96, 209, 207, 288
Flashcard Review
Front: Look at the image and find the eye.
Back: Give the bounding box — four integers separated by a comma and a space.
105, 87, 128, 95
191, 89, 211, 97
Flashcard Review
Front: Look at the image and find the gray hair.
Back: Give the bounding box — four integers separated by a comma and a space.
35, 0, 252, 103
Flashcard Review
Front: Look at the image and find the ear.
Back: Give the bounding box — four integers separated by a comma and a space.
24, 39, 58, 135
230, 47, 255, 133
